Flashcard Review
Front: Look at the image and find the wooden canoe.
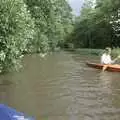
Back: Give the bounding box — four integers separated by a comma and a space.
86, 62, 120, 72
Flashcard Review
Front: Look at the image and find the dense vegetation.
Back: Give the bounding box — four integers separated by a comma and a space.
0, 0, 73, 73
1, 0, 120, 73
69, 0, 120, 49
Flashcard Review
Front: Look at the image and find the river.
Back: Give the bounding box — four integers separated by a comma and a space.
0, 51, 120, 120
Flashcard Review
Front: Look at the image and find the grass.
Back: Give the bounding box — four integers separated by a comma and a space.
74, 48, 103, 56
67, 48, 120, 57
112, 48, 120, 57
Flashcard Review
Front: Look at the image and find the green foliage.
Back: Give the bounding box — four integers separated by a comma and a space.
112, 47, 120, 57
69, 0, 120, 49
25, 0, 74, 52
0, 0, 34, 72
0, 0, 73, 73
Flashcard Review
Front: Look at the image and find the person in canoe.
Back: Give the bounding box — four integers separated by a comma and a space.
101, 47, 120, 71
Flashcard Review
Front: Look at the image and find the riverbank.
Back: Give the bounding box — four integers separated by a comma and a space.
74, 48, 103, 55
65, 48, 120, 56
65, 48, 103, 56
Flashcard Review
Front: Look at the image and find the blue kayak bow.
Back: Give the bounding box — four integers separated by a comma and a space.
0, 104, 35, 120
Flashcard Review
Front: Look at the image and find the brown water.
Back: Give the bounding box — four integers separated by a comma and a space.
0, 51, 120, 120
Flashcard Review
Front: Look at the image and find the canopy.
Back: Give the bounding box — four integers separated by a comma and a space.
0, 104, 35, 120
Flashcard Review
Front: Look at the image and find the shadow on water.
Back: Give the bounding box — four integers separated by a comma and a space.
0, 52, 120, 120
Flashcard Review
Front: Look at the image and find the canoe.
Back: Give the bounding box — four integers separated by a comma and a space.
0, 104, 34, 120
86, 62, 120, 72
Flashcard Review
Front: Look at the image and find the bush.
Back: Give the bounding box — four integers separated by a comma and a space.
0, 0, 34, 72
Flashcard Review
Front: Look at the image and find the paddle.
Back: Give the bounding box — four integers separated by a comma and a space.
102, 55, 120, 71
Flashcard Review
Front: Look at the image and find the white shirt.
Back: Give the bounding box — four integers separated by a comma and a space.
101, 53, 114, 64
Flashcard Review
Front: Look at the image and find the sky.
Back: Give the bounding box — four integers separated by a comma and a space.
67, 0, 84, 16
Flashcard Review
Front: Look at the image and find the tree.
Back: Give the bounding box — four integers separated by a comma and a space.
25, 0, 73, 52
69, 0, 120, 48
0, 0, 34, 72
0, 0, 74, 73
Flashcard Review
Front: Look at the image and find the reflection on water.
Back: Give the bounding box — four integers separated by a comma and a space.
0, 52, 120, 120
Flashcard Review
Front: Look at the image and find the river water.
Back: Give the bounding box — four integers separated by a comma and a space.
0, 51, 120, 120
